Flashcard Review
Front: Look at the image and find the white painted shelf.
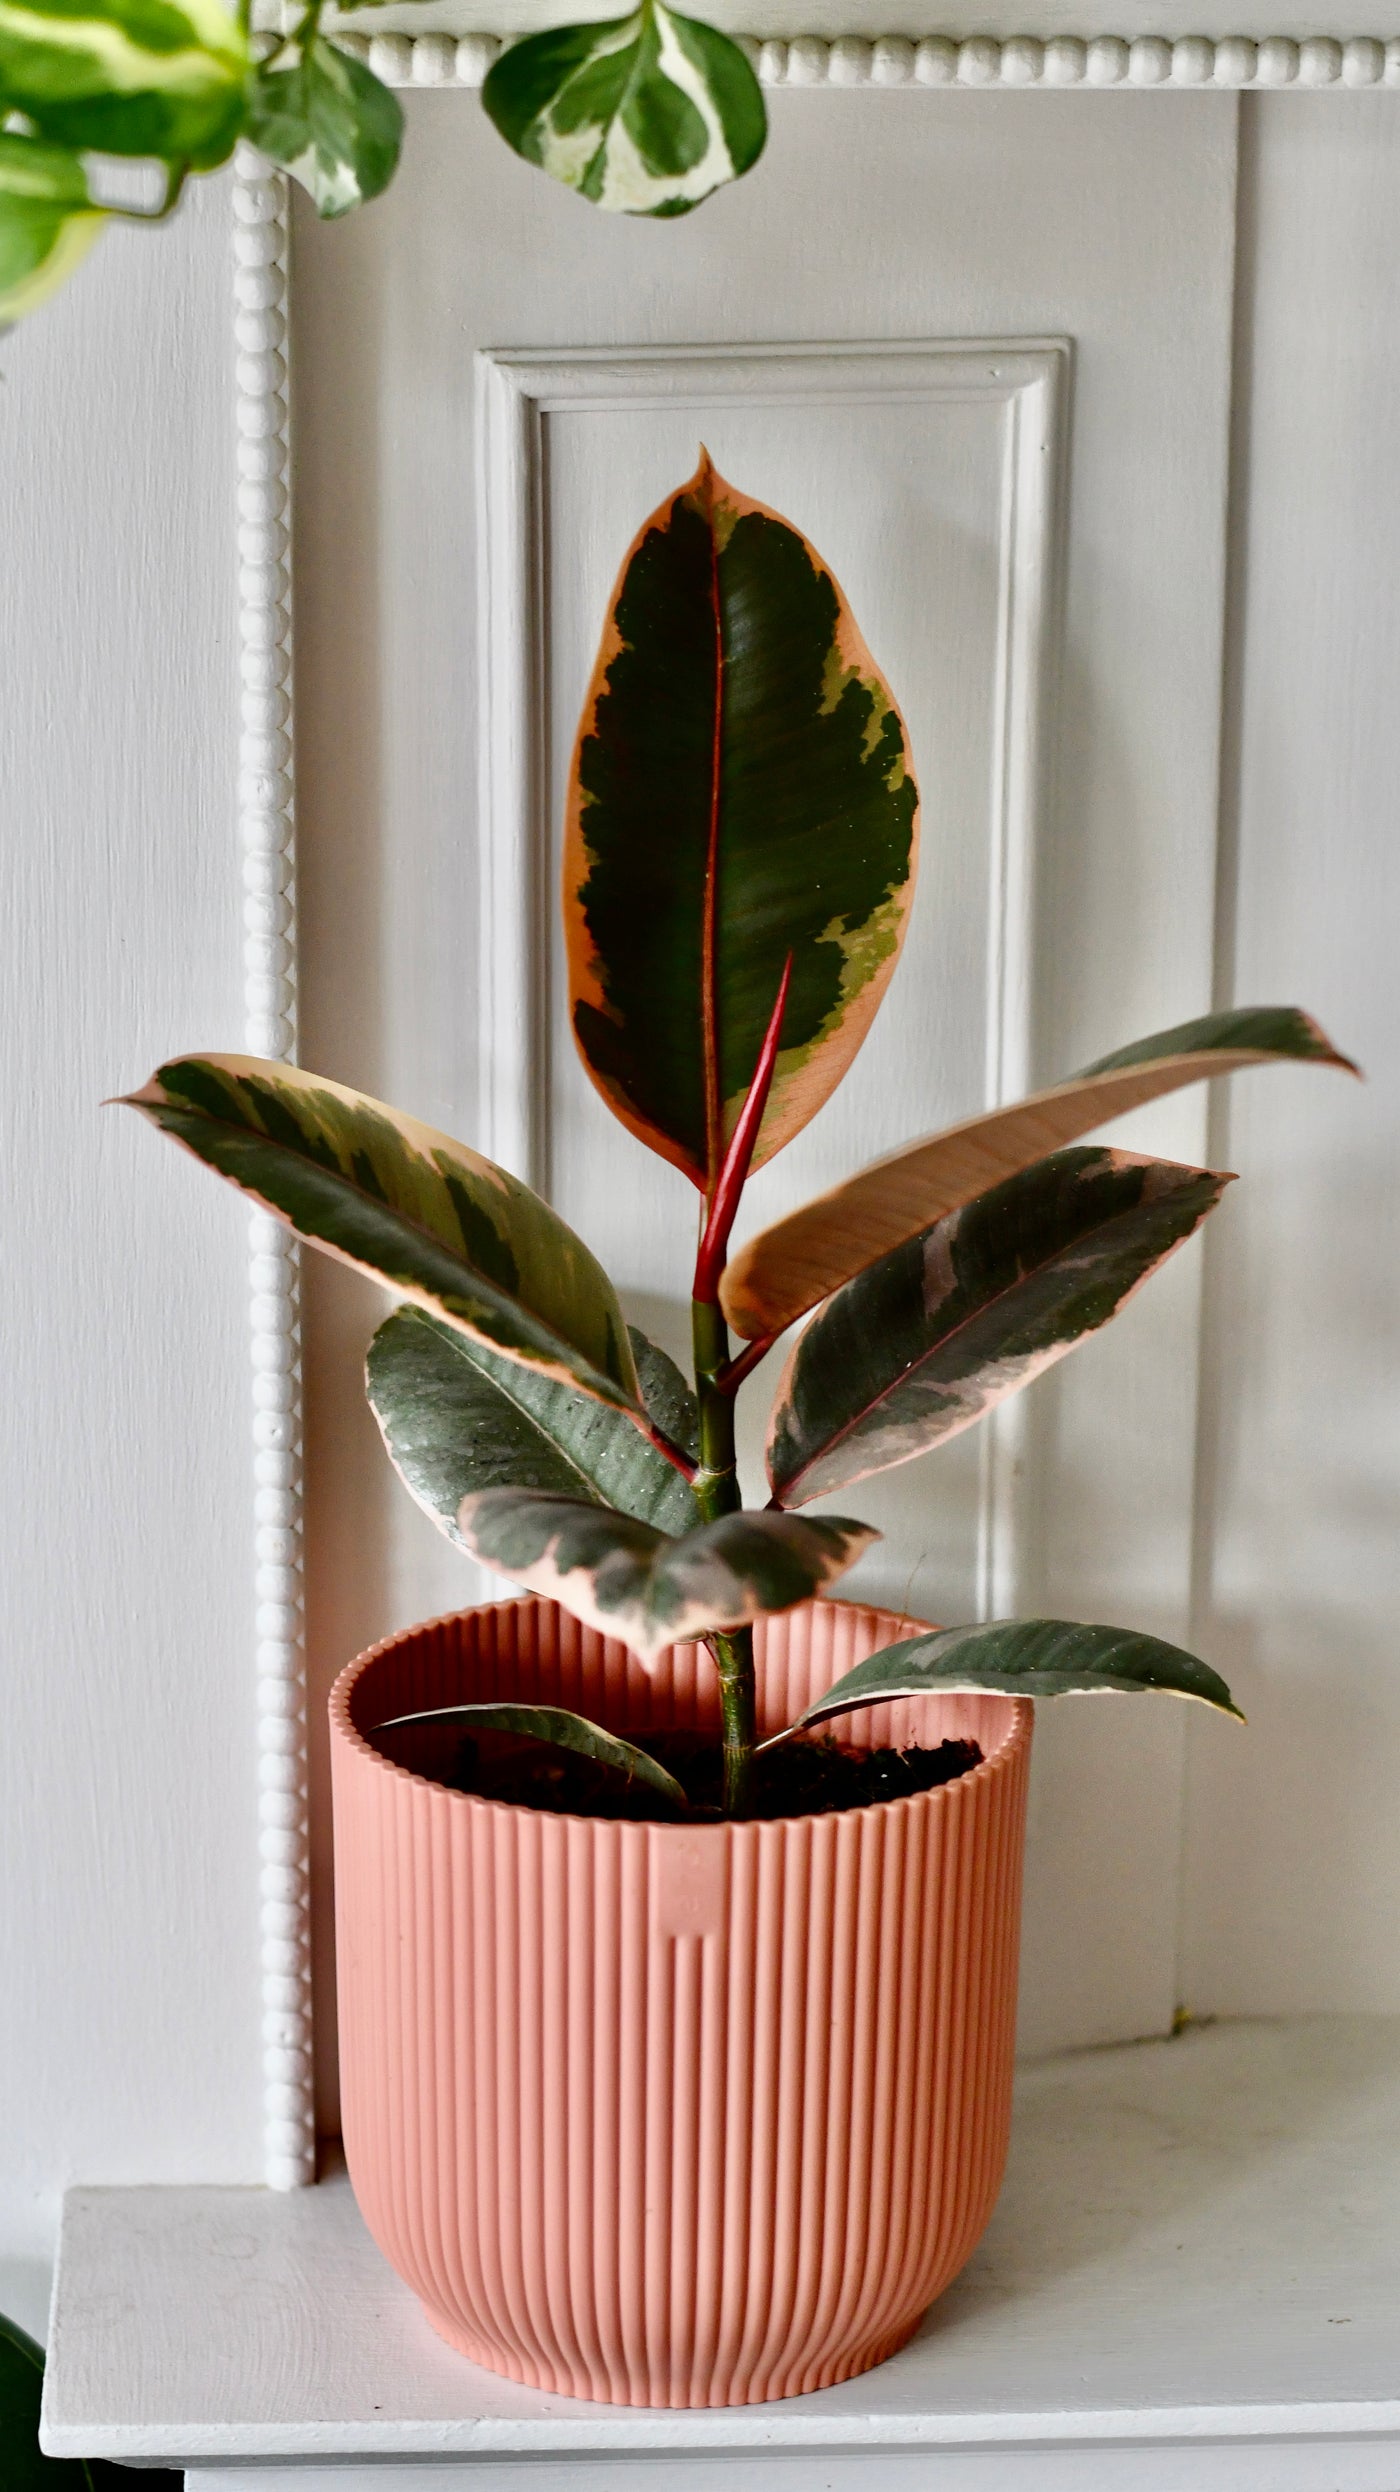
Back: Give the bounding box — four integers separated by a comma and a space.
41, 2017, 1400, 2490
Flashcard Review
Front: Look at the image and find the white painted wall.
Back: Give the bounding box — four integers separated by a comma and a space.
3, 89, 1400, 2323
0, 173, 264, 2333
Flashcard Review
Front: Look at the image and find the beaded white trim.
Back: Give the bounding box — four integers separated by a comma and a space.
232, 144, 315, 2194
331, 27, 1400, 87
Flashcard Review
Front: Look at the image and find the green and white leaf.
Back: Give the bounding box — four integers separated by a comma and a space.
367, 1307, 699, 1537
121, 1055, 640, 1411
723, 1004, 1357, 1340
247, 37, 402, 218
768, 1147, 1230, 1507
0, 2306, 137, 2489
454, 1487, 878, 1668
0, 0, 247, 165
482, 0, 765, 217
0, 133, 103, 327
372, 1698, 688, 1805
785, 1618, 1243, 1736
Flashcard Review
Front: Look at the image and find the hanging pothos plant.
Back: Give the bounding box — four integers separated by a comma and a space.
0, 0, 765, 327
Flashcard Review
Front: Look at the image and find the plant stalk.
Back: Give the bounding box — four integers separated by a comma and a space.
692, 1293, 756, 1814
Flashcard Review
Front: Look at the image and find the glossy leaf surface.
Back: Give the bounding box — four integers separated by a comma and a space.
565, 454, 920, 1190
629, 1322, 701, 1462
372, 1699, 687, 1804
121, 1055, 639, 1410
247, 37, 403, 217
788, 1617, 1242, 1734
724, 1005, 1354, 1340
482, 0, 764, 217
367, 1307, 698, 1536
768, 1147, 1229, 1506
454, 1487, 877, 1667
0, 0, 247, 164
0, 133, 103, 326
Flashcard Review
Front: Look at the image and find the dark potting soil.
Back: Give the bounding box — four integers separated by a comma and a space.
422, 1726, 983, 1825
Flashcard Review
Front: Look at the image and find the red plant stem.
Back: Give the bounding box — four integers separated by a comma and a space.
714, 1331, 778, 1396
693, 952, 793, 1303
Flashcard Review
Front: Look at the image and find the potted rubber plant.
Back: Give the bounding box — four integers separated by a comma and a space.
121, 456, 1355, 2408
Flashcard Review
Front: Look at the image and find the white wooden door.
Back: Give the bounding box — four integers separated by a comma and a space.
289, 90, 1392, 2119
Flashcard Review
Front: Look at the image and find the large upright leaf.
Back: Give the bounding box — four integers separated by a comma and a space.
120, 1056, 639, 1411
784, 1619, 1242, 1737
247, 37, 403, 218
724, 1005, 1355, 1340
454, 1487, 877, 1667
0, 0, 247, 165
564, 454, 920, 1192
367, 1307, 699, 1536
768, 1146, 1229, 1507
482, 0, 765, 218
0, 133, 103, 327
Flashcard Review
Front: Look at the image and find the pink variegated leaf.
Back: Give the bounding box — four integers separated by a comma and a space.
767, 1145, 1230, 1508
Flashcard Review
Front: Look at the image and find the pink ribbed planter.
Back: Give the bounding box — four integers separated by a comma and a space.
330, 1594, 1032, 2409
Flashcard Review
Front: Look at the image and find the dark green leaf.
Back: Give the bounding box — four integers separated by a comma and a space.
119, 1055, 640, 1412
768, 1147, 1230, 1506
0, 0, 247, 165
786, 1618, 1243, 1736
247, 37, 402, 218
628, 1322, 700, 1462
372, 1699, 687, 1803
0, 133, 103, 326
482, 0, 764, 216
367, 1307, 698, 1535
453, 1487, 877, 1666
565, 453, 919, 1189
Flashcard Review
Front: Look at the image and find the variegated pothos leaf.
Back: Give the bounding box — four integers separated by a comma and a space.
0, 0, 247, 165
367, 1307, 699, 1536
120, 1055, 640, 1412
789, 1618, 1243, 1732
246, 38, 403, 219
453, 1488, 878, 1668
723, 1005, 1356, 1340
565, 454, 920, 1191
0, 133, 103, 327
482, 0, 765, 217
768, 1147, 1230, 1507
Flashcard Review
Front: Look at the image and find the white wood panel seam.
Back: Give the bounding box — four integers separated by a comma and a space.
313, 28, 1400, 87
232, 143, 316, 2192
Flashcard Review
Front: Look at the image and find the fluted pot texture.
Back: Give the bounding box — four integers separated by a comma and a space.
330, 1595, 1032, 2408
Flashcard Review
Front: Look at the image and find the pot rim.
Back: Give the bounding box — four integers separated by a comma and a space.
329, 1593, 1034, 1832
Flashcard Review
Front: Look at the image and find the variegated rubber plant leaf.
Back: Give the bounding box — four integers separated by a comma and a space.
565, 454, 920, 1194
481, 0, 765, 217
372, 1699, 688, 1806
453, 1487, 878, 1668
368, 1308, 700, 1536
723, 1005, 1357, 1341
767, 1146, 1230, 1507
246, 36, 403, 218
628, 1322, 701, 1462
0, 133, 104, 327
780, 1618, 1242, 1738
0, 0, 247, 165
120, 1055, 641, 1412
